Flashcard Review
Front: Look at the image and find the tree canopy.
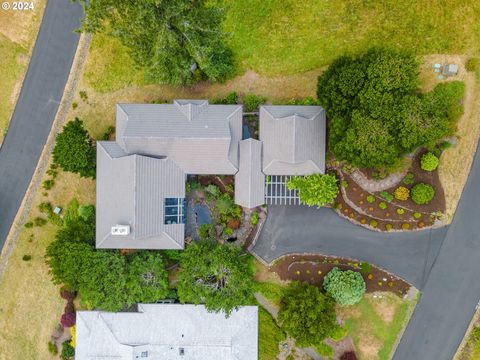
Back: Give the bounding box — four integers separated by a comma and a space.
79, 0, 234, 85
52, 118, 96, 178
177, 239, 254, 315
323, 267, 366, 306
287, 174, 339, 207
317, 48, 464, 169
278, 281, 339, 347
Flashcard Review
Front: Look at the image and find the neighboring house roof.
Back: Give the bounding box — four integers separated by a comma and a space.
75, 304, 259, 360
260, 105, 326, 175
116, 101, 243, 174
96, 142, 185, 250
235, 139, 265, 208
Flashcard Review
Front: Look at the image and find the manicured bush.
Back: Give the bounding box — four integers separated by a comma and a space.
243, 93, 267, 112
61, 340, 75, 360
385, 223, 392, 231
22, 255, 32, 261
251, 211, 259, 226
61, 312, 76, 328
360, 262, 372, 274
366, 195, 375, 203
421, 152, 439, 171
466, 58, 479, 72
413, 212, 422, 219
402, 223, 410, 230
396, 208, 405, 215
287, 174, 339, 207
323, 267, 366, 306
379, 191, 394, 202
402, 172, 414, 185
369, 220, 378, 228
411, 183, 435, 204
394, 186, 410, 201
379, 202, 387, 210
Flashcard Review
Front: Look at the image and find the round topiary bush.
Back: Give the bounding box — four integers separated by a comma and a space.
421, 152, 439, 172
323, 267, 366, 306
411, 183, 435, 205
394, 186, 410, 201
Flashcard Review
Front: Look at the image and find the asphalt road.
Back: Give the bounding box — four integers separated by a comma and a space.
253, 143, 480, 359
0, 0, 83, 250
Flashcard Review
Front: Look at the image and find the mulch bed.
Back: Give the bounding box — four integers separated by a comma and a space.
336, 149, 445, 231
272, 254, 410, 296
198, 175, 235, 195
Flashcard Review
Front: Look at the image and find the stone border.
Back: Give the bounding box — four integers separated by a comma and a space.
0, 33, 92, 280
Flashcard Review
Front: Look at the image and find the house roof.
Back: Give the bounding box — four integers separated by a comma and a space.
75, 304, 259, 360
116, 101, 243, 175
235, 139, 265, 208
259, 105, 326, 175
96, 142, 185, 250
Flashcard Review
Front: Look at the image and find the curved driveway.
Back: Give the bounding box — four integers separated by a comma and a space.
253, 143, 480, 359
0, 0, 83, 250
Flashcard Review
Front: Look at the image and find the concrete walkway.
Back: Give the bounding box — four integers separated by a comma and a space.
252, 143, 480, 359
0, 0, 83, 251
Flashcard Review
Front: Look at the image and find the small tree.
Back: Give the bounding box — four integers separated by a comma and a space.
278, 281, 340, 347
411, 183, 435, 205
52, 118, 96, 178
323, 267, 366, 306
287, 174, 339, 207
420, 152, 439, 171
177, 239, 254, 315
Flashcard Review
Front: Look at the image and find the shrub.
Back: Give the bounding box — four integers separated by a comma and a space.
421, 152, 439, 171
22, 255, 32, 261
411, 183, 435, 204
316, 343, 334, 357
48, 341, 58, 355
323, 267, 366, 306
466, 58, 479, 72
287, 174, 339, 207
42, 179, 55, 190
251, 211, 259, 226
379, 202, 387, 210
102, 126, 115, 140
34, 217, 47, 227
369, 220, 378, 228
413, 212, 422, 219
71, 102, 78, 110
61, 340, 75, 360
206, 184, 221, 198
402, 172, 414, 185
379, 191, 394, 202
60, 288, 76, 301
366, 195, 375, 203
394, 186, 410, 201
385, 223, 392, 231
212, 91, 238, 105
341, 351, 358, 360
402, 223, 410, 230
79, 90, 88, 101
61, 312, 76, 328
243, 93, 267, 112
198, 223, 215, 240
286, 96, 319, 105
360, 262, 372, 274
162, 249, 182, 262
341, 179, 348, 188
396, 208, 405, 215
24, 222, 33, 228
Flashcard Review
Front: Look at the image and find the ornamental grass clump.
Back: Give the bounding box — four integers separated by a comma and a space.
287, 174, 339, 207
420, 152, 439, 171
411, 183, 435, 204
323, 267, 366, 306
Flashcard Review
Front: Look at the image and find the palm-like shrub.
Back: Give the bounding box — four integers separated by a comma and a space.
411, 183, 435, 204
420, 152, 439, 171
323, 267, 366, 306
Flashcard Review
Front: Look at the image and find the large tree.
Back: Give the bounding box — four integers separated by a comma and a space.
177, 239, 254, 315
52, 118, 96, 178
317, 48, 464, 169
278, 281, 339, 347
79, 0, 234, 85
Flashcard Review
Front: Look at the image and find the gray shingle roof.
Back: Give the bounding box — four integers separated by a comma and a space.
96, 142, 185, 250
116, 101, 243, 175
76, 304, 259, 360
235, 139, 265, 208
260, 105, 326, 175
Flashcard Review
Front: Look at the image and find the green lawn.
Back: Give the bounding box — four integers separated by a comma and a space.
0, 34, 27, 137
223, 0, 480, 76
258, 307, 285, 360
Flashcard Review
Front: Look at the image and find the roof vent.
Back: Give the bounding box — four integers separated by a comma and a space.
179, 348, 185, 356
111, 224, 130, 236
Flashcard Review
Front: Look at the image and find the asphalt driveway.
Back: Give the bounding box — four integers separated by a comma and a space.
0, 0, 83, 250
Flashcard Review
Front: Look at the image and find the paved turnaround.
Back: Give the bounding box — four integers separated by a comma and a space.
253, 143, 480, 359
0, 0, 83, 250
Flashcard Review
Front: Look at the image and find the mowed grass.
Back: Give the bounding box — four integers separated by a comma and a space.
337, 293, 416, 360
0, 164, 95, 360
0, 0, 47, 141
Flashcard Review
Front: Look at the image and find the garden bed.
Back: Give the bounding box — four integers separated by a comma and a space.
334, 148, 446, 232
271, 254, 411, 297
